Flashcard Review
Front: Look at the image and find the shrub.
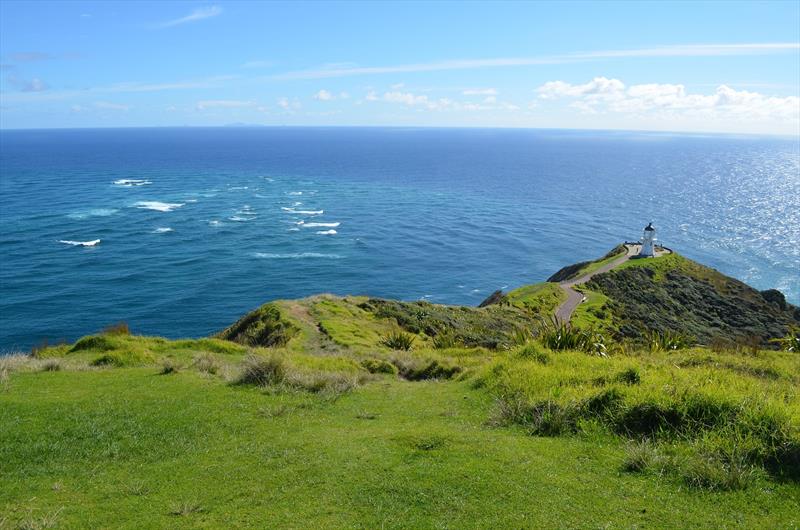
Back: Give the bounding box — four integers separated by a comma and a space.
235, 354, 286, 386
360, 358, 398, 375
645, 329, 694, 352
381, 330, 416, 351
432, 331, 459, 349
770, 327, 800, 352
218, 303, 298, 347
536, 317, 611, 356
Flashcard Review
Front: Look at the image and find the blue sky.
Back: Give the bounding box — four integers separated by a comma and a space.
1, 0, 798, 134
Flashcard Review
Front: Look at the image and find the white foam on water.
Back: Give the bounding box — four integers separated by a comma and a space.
292, 201, 303, 206
303, 222, 340, 228
316, 229, 337, 235
153, 227, 173, 233
229, 215, 255, 222
253, 252, 342, 259
208, 220, 222, 226
67, 208, 119, 220
135, 201, 185, 212
113, 179, 151, 187
59, 239, 101, 247
281, 207, 323, 215
288, 191, 303, 196
262, 177, 275, 182
288, 227, 300, 231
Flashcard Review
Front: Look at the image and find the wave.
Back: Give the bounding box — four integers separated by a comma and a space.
153, 227, 173, 233
316, 230, 337, 235
113, 179, 151, 187
60, 239, 100, 247
135, 201, 184, 212
288, 191, 303, 196
229, 216, 255, 222
292, 201, 303, 206
253, 252, 342, 259
281, 207, 323, 215
208, 220, 222, 226
301, 222, 340, 228
67, 208, 119, 220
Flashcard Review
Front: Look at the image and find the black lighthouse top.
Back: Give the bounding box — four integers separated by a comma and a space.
644, 222, 655, 232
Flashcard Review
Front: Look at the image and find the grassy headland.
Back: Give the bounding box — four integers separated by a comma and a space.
1, 247, 798, 528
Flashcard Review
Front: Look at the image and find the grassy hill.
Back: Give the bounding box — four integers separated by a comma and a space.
1, 247, 799, 528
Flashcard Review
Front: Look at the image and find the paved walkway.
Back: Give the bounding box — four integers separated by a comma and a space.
554, 244, 640, 324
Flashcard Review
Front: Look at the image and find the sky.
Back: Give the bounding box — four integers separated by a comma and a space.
0, 0, 799, 134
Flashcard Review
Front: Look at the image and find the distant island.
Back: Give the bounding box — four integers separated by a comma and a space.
1, 244, 798, 528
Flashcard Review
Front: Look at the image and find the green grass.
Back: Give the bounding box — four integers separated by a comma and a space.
505, 282, 566, 316
2, 361, 799, 528
571, 288, 615, 332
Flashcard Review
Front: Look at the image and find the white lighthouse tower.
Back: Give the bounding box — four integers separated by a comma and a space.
639, 222, 656, 257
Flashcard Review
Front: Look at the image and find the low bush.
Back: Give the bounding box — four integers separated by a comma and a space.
645, 329, 694, 352
771, 327, 799, 352
101, 322, 130, 336
391, 355, 461, 381
432, 331, 459, 349
621, 440, 659, 473
40, 359, 61, 372
361, 358, 398, 375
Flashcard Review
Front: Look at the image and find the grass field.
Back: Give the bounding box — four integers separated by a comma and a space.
2, 332, 799, 529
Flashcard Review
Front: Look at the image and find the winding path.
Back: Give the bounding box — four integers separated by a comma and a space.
554, 244, 640, 324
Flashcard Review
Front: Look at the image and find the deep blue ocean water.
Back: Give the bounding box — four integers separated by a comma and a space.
1, 127, 798, 351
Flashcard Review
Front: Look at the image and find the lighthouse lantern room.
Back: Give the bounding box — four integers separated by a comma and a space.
639, 222, 656, 257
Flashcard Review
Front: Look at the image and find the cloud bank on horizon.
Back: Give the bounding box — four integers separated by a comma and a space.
0, 1, 798, 135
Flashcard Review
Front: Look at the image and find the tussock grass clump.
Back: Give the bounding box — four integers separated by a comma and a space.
192, 352, 221, 374
622, 440, 659, 472
515, 343, 549, 364
40, 359, 61, 372
159, 360, 179, 375
681, 452, 761, 491
236, 354, 287, 386
381, 330, 416, 351
360, 358, 398, 375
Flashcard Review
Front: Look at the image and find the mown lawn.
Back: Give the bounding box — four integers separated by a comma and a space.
2, 367, 798, 529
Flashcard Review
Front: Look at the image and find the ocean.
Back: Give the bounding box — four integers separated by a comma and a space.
1, 127, 798, 351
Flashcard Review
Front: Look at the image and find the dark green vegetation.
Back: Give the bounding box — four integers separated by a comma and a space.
585, 253, 800, 344
2, 247, 799, 528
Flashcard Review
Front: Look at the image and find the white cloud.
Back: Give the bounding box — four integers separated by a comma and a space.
314, 89, 334, 101
277, 97, 302, 111
273, 43, 800, 79
156, 6, 222, 28
463, 88, 498, 96
94, 101, 129, 111
535, 77, 800, 124
196, 99, 254, 110
370, 90, 519, 112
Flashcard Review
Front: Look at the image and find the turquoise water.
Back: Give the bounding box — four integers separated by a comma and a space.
1, 127, 798, 350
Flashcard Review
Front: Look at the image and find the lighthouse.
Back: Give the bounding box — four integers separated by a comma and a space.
639, 222, 656, 257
